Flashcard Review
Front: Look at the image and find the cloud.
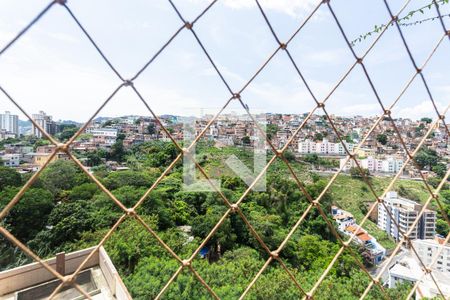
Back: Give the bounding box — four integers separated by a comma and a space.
189, 0, 321, 18
305, 48, 349, 65
395, 100, 446, 120
436, 85, 450, 94
44, 31, 80, 44
336, 103, 381, 116
1, 0, 447, 123
223, 0, 320, 18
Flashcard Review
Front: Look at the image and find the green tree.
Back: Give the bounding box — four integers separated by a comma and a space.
420, 117, 432, 124
291, 235, 337, 271
103, 119, 114, 127
0, 167, 22, 191
350, 167, 370, 179
33, 138, 51, 151
96, 215, 195, 276
313, 132, 324, 141
69, 183, 98, 201
57, 125, 79, 142
283, 150, 296, 162
343, 135, 354, 143
125, 247, 264, 299
40, 160, 87, 195
109, 139, 126, 162
441, 190, 450, 203
376, 133, 388, 145
112, 186, 146, 207
415, 124, 426, 136
166, 127, 174, 134
241, 136, 251, 145
29, 200, 96, 253
436, 219, 449, 236
147, 123, 156, 135
415, 147, 439, 170
103, 171, 155, 190
131, 141, 178, 168
86, 151, 103, 167
303, 153, 318, 163
192, 204, 236, 254
0, 137, 21, 151
432, 162, 447, 178
174, 191, 210, 216
0, 187, 54, 241
266, 124, 278, 140
171, 199, 195, 225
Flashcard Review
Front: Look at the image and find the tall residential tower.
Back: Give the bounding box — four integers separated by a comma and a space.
378, 191, 436, 241
0, 111, 19, 137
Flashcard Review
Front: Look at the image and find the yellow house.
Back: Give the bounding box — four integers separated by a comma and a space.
354, 147, 375, 158
32, 152, 69, 168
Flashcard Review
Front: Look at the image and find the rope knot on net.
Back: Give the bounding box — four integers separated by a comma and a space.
123, 79, 134, 87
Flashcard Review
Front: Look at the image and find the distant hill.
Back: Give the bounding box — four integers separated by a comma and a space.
18, 119, 31, 135
58, 120, 82, 126
18, 119, 31, 127
93, 116, 113, 123
18, 119, 82, 135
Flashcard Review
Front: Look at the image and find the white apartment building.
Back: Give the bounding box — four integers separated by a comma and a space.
0, 111, 19, 136
298, 138, 354, 156
298, 139, 316, 153
413, 236, 450, 275
88, 128, 118, 146
388, 254, 450, 299
88, 128, 118, 137
378, 191, 436, 241
340, 156, 403, 173
32, 111, 56, 138
0, 153, 21, 167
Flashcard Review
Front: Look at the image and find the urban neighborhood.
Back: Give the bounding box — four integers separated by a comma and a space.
1, 109, 449, 298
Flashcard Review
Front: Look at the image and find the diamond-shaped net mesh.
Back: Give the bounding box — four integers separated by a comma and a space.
0, 0, 450, 299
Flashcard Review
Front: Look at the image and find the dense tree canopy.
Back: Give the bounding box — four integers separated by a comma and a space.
0, 167, 21, 191
56, 124, 78, 142
376, 133, 388, 145
0, 187, 54, 241
415, 147, 439, 170
103, 170, 156, 190
0, 141, 424, 298
40, 160, 88, 195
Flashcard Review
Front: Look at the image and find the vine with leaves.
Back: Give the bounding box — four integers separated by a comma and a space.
351, 0, 449, 46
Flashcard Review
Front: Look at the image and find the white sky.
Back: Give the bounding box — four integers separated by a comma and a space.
0, 0, 449, 122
